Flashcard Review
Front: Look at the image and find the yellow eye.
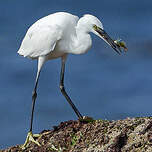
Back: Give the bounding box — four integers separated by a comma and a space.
93, 24, 98, 30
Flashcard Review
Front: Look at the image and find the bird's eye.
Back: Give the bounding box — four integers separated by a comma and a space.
93, 24, 98, 30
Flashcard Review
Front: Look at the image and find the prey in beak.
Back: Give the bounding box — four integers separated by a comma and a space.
93, 25, 127, 54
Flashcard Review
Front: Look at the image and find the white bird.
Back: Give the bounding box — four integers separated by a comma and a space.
18, 12, 122, 148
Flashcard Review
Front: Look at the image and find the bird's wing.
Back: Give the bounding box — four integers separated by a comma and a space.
18, 25, 62, 58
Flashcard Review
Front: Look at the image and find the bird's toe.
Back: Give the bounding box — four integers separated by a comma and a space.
20, 131, 41, 150
79, 116, 94, 122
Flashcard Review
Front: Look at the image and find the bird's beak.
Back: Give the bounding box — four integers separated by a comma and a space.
94, 26, 122, 54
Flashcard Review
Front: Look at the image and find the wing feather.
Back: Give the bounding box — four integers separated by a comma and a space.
18, 25, 62, 58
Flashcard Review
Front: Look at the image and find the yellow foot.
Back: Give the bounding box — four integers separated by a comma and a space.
20, 131, 40, 149
79, 116, 94, 122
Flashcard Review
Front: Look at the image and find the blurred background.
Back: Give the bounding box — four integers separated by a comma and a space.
0, 0, 152, 149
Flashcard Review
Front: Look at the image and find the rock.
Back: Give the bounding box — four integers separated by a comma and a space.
2, 117, 152, 152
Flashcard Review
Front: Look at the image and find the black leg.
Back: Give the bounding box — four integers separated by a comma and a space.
59, 57, 83, 119
21, 57, 47, 148
21, 72, 41, 149
29, 70, 41, 132
29, 56, 46, 132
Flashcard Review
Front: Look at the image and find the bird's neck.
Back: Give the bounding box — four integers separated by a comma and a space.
70, 26, 92, 54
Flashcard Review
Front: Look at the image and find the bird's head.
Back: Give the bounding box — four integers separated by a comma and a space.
78, 14, 124, 54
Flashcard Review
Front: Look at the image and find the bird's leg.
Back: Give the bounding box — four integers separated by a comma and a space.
59, 56, 83, 119
21, 74, 41, 149
21, 57, 46, 149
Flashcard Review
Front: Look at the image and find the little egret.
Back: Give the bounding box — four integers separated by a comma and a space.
18, 12, 126, 148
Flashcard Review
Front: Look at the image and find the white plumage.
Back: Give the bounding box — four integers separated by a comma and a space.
18, 12, 107, 60
18, 12, 122, 148
18, 12, 77, 59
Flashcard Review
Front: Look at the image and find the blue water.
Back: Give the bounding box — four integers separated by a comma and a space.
0, 0, 152, 149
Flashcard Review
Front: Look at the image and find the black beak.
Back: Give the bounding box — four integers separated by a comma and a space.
96, 27, 122, 55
